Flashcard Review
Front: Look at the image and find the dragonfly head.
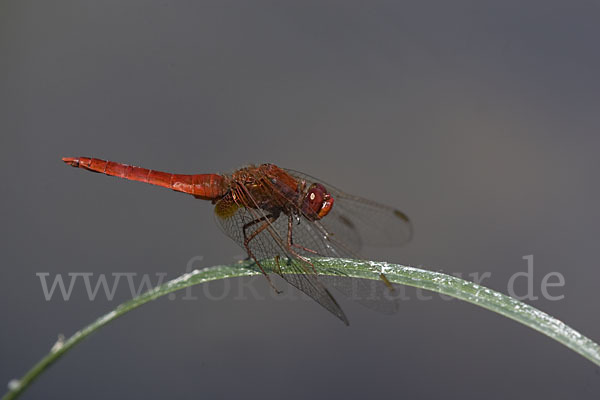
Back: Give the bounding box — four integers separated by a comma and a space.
302, 183, 334, 221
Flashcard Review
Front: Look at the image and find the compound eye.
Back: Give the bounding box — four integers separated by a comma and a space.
302, 183, 334, 220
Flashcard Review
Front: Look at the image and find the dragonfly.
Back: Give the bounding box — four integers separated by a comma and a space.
62, 157, 412, 325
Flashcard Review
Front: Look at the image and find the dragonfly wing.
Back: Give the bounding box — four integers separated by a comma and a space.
213, 192, 349, 325
285, 169, 413, 252
277, 261, 349, 325
277, 170, 412, 314
275, 214, 402, 314
328, 194, 412, 248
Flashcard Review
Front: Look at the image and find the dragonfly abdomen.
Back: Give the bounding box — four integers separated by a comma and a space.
62, 157, 227, 200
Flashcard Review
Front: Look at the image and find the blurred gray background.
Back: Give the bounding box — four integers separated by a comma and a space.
1, 1, 600, 398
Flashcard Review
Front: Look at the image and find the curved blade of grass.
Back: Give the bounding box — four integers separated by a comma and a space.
4, 258, 600, 399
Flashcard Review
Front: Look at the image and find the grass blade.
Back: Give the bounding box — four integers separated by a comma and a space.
3, 258, 599, 399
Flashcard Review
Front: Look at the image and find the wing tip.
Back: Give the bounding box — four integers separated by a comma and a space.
393, 209, 410, 222
393, 209, 414, 243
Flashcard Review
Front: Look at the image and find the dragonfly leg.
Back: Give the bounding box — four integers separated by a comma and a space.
274, 255, 282, 274
243, 215, 282, 294
379, 273, 395, 291
286, 214, 319, 274
285, 214, 318, 254
242, 215, 271, 241
287, 225, 319, 255
291, 243, 318, 255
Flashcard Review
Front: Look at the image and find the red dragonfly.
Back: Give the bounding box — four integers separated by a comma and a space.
62, 157, 412, 325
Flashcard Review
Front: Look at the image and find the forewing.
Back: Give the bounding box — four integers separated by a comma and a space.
285, 169, 413, 253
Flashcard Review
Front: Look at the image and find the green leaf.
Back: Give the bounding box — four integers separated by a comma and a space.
3, 258, 599, 400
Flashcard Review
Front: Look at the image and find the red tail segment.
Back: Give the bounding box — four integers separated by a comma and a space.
62, 157, 227, 200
